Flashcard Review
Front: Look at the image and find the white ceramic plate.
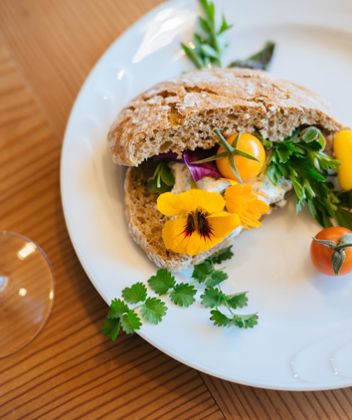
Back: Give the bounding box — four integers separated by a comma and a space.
61, 0, 352, 390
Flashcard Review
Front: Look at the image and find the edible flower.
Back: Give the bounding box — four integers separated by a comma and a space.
225, 184, 269, 229
157, 189, 240, 256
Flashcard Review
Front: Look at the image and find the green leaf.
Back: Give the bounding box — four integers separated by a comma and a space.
170, 283, 196, 307
218, 14, 233, 35
120, 310, 142, 334
205, 270, 228, 287
201, 288, 226, 308
147, 178, 171, 194
140, 297, 167, 324
336, 208, 352, 230
210, 309, 231, 327
192, 260, 213, 283
198, 16, 212, 35
200, 0, 215, 21
226, 292, 248, 309
200, 44, 218, 59
338, 190, 352, 208
108, 298, 129, 319
181, 43, 204, 69
229, 41, 275, 71
232, 314, 259, 329
102, 319, 121, 341
122, 282, 147, 304
147, 162, 174, 194
266, 126, 340, 228
148, 269, 176, 295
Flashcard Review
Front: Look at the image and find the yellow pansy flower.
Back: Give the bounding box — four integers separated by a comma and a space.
224, 184, 270, 229
157, 189, 240, 256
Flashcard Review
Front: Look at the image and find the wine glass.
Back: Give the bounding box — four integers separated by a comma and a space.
0, 231, 54, 358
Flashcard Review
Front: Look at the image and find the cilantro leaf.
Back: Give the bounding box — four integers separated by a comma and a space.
120, 310, 142, 334
210, 309, 231, 327
232, 314, 258, 329
226, 292, 248, 309
170, 283, 196, 307
205, 270, 228, 287
192, 260, 213, 283
122, 282, 147, 304
140, 297, 167, 324
208, 246, 234, 264
108, 298, 129, 319
201, 288, 227, 308
148, 269, 176, 295
102, 319, 121, 341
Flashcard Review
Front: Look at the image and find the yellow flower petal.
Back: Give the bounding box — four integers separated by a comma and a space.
162, 217, 189, 253
161, 211, 239, 256
208, 212, 241, 238
157, 189, 225, 217
224, 184, 269, 229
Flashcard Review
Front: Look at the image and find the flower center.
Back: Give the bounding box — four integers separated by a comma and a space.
184, 209, 213, 239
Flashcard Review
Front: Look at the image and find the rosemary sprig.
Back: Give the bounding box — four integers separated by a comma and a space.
181, 0, 233, 68
181, 1, 276, 71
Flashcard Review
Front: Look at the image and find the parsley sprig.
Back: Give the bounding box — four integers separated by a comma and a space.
103, 247, 258, 340
181, 0, 275, 70
265, 126, 347, 228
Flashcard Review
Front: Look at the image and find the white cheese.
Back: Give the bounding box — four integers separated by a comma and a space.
170, 163, 192, 194
196, 177, 232, 193
249, 176, 292, 205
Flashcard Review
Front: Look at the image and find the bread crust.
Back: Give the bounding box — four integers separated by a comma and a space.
108, 68, 344, 166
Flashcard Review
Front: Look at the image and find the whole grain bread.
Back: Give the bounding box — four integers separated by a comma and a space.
108, 68, 344, 166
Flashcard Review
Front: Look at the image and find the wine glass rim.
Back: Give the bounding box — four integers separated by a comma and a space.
0, 230, 55, 282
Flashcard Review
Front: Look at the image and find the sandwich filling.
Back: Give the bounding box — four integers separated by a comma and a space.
138, 125, 340, 257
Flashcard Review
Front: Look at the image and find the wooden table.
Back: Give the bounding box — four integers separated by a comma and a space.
0, 1, 351, 418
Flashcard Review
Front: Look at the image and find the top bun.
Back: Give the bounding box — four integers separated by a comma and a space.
108, 68, 343, 166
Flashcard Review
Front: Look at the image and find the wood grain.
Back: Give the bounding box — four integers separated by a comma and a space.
0, 1, 352, 419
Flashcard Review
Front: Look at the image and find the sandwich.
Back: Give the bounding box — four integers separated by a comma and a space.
107, 68, 343, 271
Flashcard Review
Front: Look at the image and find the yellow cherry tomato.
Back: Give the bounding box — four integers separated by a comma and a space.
334, 130, 352, 191
216, 133, 266, 181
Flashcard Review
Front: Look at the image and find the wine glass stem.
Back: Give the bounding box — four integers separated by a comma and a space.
0, 275, 8, 293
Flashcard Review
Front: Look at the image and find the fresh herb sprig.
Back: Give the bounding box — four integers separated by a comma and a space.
181, 0, 233, 68
193, 248, 258, 328
265, 127, 344, 227
181, 0, 275, 70
103, 247, 257, 340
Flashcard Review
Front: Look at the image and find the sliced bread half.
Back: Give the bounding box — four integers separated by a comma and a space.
110, 68, 344, 271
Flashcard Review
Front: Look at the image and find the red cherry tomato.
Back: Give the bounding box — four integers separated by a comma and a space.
310, 226, 352, 276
